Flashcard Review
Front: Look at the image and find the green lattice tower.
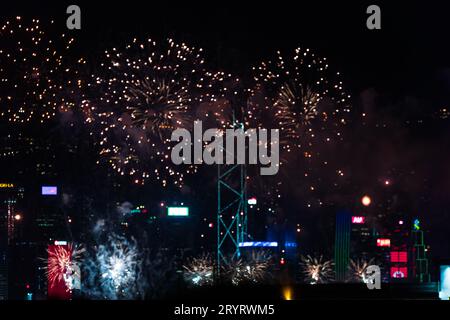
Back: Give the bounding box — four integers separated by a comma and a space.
216, 119, 248, 276
412, 220, 430, 283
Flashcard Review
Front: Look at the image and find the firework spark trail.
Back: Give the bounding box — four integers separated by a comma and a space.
0, 16, 84, 123
141, 249, 178, 299
348, 258, 375, 283
85, 38, 228, 187
226, 250, 272, 286
300, 255, 334, 284
246, 48, 352, 210
44, 244, 84, 292
183, 253, 214, 286
83, 234, 180, 300
249, 48, 351, 152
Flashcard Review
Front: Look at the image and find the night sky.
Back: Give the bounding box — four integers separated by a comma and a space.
2, 1, 450, 259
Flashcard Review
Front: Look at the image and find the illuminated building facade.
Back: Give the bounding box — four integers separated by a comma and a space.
411, 219, 430, 283
350, 215, 373, 259
0, 183, 25, 299
34, 185, 66, 243
388, 218, 410, 281
348, 214, 432, 284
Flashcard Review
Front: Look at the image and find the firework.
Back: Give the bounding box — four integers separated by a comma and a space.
226, 251, 272, 285
348, 258, 375, 283
85, 38, 226, 187
97, 236, 140, 297
249, 48, 350, 152
44, 244, 84, 292
81, 233, 148, 300
183, 254, 214, 286
300, 255, 334, 284
246, 48, 352, 210
0, 16, 84, 123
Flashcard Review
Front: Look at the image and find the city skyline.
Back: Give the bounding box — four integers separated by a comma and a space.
0, 0, 449, 303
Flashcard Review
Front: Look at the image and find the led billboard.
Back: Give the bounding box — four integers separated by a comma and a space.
167, 207, 189, 217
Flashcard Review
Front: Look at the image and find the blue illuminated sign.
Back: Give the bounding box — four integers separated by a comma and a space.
285, 242, 298, 248
238, 241, 278, 248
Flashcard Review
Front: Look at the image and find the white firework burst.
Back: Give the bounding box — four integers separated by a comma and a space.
300, 255, 334, 284
183, 254, 214, 286
348, 258, 375, 283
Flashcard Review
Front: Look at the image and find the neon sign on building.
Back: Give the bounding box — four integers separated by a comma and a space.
351, 216, 365, 224
376, 238, 391, 247
0, 183, 14, 188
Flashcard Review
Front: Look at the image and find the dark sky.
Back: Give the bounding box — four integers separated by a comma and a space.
4, 0, 450, 97
4, 1, 450, 128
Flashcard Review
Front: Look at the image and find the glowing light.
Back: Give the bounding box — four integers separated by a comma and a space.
42, 186, 58, 195
413, 218, 421, 231
238, 241, 278, 248
282, 286, 293, 300
14, 214, 22, 221
361, 195, 371, 206
390, 251, 408, 263
376, 238, 391, 247
0, 183, 14, 188
391, 267, 407, 278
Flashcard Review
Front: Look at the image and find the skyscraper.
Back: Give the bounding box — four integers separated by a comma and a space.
411, 218, 430, 283
0, 182, 24, 299
334, 211, 351, 282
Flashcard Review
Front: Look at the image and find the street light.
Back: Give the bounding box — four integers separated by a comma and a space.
361, 195, 372, 206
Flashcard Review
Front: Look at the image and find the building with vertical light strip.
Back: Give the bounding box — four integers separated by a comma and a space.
334, 211, 351, 282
